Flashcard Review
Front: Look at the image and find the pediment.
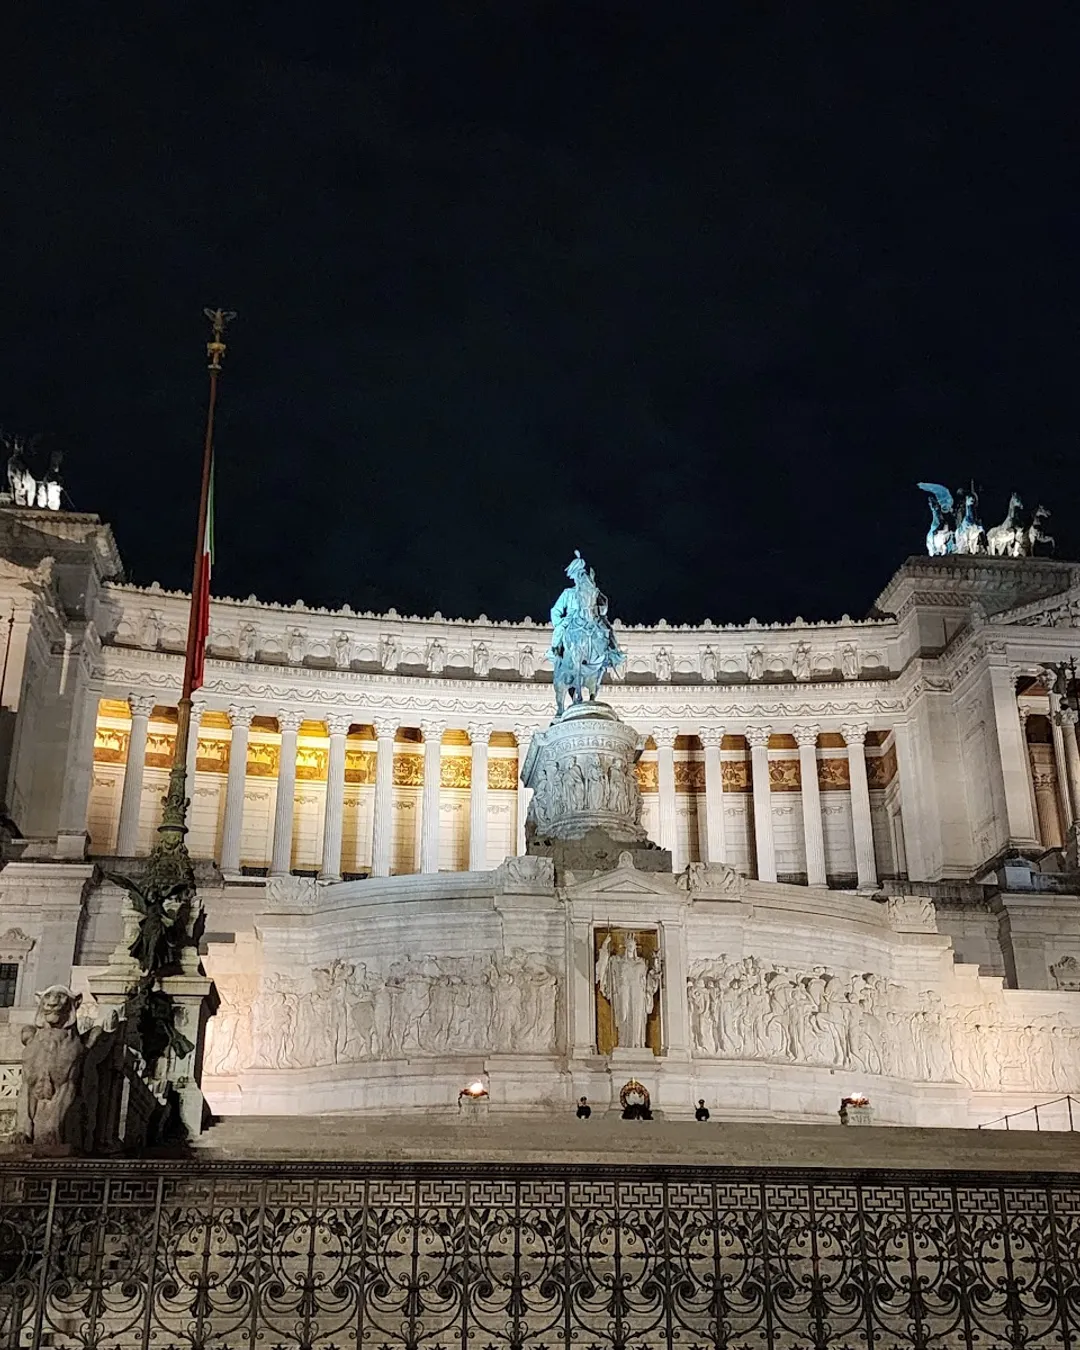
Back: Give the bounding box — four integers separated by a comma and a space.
562, 857, 677, 898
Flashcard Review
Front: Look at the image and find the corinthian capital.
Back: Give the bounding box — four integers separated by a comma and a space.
841, 721, 868, 746
128, 693, 155, 719
792, 723, 820, 749
698, 726, 725, 748
277, 708, 305, 735
228, 703, 256, 730
745, 725, 772, 749
326, 713, 353, 737
468, 722, 493, 745
652, 726, 678, 749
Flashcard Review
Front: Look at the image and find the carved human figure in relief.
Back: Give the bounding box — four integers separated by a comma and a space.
427, 638, 446, 674
380, 634, 399, 670
840, 643, 859, 679
287, 629, 306, 666
792, 642, 812, 681
334, 632, 352, 669
746, 646, 764, 681
596, 932, 661, 1050
655, 647, 672, 682
700, 646, 717, 682
238, 623, 258, 661
473, 642, 490, 677
519, 644, 536, 679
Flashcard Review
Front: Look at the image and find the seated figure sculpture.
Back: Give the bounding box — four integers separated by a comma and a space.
14, 986, 114, 1151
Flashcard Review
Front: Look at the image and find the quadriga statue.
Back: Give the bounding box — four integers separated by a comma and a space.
13, 986, 114, 1151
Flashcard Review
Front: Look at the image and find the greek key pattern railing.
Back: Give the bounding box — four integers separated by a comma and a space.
2, 1161, 1080, 1349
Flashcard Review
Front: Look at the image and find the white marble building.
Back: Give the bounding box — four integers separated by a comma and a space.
2, 503, 1080, 1126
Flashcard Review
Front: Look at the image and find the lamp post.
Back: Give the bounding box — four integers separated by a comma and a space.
103, 310, 235, 1138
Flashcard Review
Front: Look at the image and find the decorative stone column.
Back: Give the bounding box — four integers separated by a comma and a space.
320, 713, 351, 881
220, 704, 254, 874
842, 722, 878, 890
658, 918, 690, 1059
370, 717, 398, 877
116, 693, 155, 856
515, 725, 533, 855
746, 726, 776, 883
1056, 709, 1080, 823
1030, 749, 1065, 847
1018, 706, 1042, 843
654, 726, 678, 864
793, 723, 827, 886
185, 697, 206, 802
1050, 713, 1075, 830
699, 727, 726, 865
57, 679, 104, 857
989, 665, 1038, 844
269, 708, 303, 876
468, 722, 492, 871
419, 718, 446, 874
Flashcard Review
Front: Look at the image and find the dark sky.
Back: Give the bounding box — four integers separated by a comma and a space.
3, 3, 1077, 626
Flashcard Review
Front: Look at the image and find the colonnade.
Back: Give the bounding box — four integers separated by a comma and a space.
107, 698, 887, 887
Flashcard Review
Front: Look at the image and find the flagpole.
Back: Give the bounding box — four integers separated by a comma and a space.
158, 308, 234, 843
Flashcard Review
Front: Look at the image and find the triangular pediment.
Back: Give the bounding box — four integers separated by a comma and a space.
562, 861, 677, 898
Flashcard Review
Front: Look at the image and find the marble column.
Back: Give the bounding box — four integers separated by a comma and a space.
699, 726, 726, 865
989, 665, 1038, 844
1050, 713, 1075, 831
746, 726, 776, 883
116, 693, 155, 856
56, 677, 104, 857
654, 726, 678, 864
1056, 709, 1080, 823
370, 717, 398, 877
469, 722, 492, 871
185, 697, 206, 804
842, 722, 878, 889
419, 719, 446, 874
515, 725, 533, 856
320, 713, 351, 881
220, 704, 254, 874
269, 709, 303, 876
793, 723, 827, 886
1030, 748, 1065, 847
658, 919, 690, 1059
1017, 707, 1042, 844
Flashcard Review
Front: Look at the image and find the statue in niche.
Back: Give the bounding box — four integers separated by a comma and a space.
793, 642, 812, 681
746, 646, 764, 681
473, 642, 490, 677
334, 632, 352, 668
596, 932, 662, 1051
655, 647, 672, 681
519, 644, 536, 678
841, 643, 859, 680
426, 638, 446, 673
238, 624, 258, 661
700, 646, 718, 682
140, 611, 164, 649
547, 551, 626, 714
13, 987, 115, 1149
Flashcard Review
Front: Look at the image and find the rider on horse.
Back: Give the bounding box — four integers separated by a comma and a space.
547, 552, 625, 714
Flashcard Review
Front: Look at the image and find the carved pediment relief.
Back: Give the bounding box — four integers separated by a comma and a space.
562, 852, 678, 899
0, 927, 35, 961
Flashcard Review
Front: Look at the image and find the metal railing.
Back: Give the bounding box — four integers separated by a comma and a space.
3, 1158, 1080, 1349
978, 1093, 1079, 1131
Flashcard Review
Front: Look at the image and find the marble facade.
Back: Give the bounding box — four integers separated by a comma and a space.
3, 505, 1080, 1124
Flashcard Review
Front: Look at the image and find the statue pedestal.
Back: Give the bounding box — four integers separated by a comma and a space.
159, 973, 216, 1140
523, 702, 671, 876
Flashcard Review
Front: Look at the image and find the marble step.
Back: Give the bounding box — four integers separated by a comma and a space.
194, 1112, 1080, 1172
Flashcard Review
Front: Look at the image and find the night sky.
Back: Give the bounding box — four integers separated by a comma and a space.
3, 4, 1077, 627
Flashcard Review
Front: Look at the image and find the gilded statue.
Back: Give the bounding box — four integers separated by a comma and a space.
547, 551, 625, 715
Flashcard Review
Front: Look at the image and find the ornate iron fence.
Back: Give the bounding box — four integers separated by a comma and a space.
2, 1159, 1080, 1348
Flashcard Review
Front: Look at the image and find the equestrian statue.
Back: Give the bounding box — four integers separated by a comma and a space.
917, 483, 1053, 559
547, 551, 625, 715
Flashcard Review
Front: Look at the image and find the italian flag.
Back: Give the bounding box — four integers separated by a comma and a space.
191, 461, 214, 691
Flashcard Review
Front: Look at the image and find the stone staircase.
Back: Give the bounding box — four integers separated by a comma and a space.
195, 1111, 1080, 1171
